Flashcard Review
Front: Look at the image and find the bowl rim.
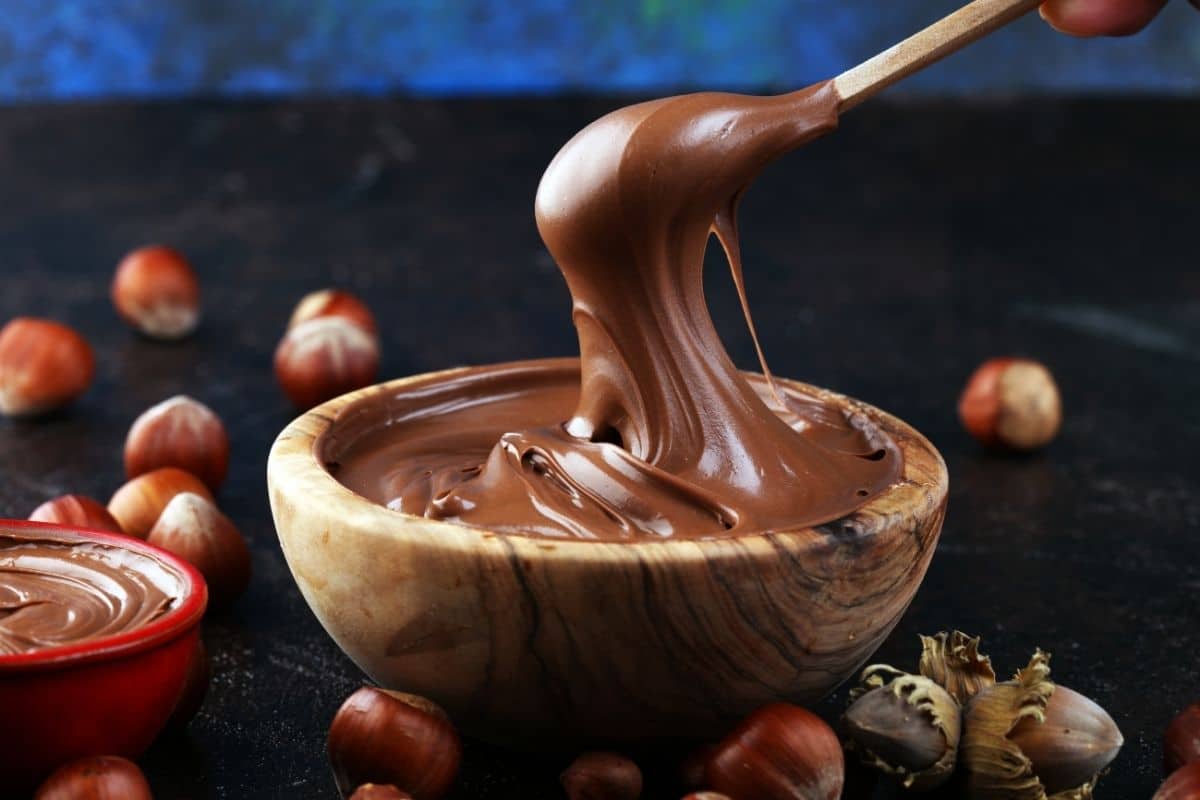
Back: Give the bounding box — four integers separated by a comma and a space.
0, 520, 208, 672
269, 357, 948, 558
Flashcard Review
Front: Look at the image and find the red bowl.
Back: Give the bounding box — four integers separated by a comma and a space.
0, 520, 207, 791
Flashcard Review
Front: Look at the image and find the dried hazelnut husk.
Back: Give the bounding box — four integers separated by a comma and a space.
961, 650, 1123, 799
560, 751, 643, 800
919, 630, 997, 705
844, 665, 961, 790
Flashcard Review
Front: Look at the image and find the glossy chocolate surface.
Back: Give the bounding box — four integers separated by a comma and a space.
0, 529, 180, 656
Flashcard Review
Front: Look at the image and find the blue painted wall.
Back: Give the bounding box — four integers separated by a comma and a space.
0, 1, 1196, 101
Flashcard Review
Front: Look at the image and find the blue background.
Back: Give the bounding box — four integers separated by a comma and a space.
0, 0, 1197, 101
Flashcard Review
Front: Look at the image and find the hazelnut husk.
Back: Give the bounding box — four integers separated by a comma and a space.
844, 666, 961, 790
705, 703, 844, 800
146, 492, 251, 610
1166, 703, 1200, 774
328, 686, 461, 800
34, 755, 152, 800
561, 752, 643, 800
29, 494, 124, 534
919, 630, 997, 705
961, 650, 1123, 799
0, 317, 95, 417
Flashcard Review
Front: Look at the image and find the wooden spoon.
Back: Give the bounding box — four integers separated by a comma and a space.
835, 0, 1045, 111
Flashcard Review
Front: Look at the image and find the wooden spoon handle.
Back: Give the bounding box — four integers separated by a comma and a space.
834, 0, 1044, 111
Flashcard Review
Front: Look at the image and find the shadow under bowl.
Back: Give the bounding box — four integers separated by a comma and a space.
268, 358, 947, 743
0, 521, 207, 790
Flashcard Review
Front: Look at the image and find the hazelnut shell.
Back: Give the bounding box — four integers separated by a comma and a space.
289, 288, 378, 335
29, 494, 124, 534
1166, 703, 1200, 774
108, 466, 214, 539
1155, 761, 1200, 800
34, 755, 152, 800
111, 245, 201, 340
959, 357, 1061, 451
0, 317, 95, 417
124, 395, 230, 491
146, 492, 251, 610
274, 317, 379, 410
560, 751, 643, 800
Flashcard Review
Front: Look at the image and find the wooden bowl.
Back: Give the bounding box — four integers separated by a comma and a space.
268, 358, 947, 743
0, 521, 207, 790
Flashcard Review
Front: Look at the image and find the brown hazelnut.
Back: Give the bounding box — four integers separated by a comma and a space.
681, 795, 732, 800
289, 288, 378, 336
561, 752, 643, 800
0, 317, 95, 417
146, 492, 251, 610
328, 686, 461, 800
29, 494, 124, 534
111, 245, 201, 340
958, 357, 1061, 451
167, 638, 210, 729
34, 755, 152, 800
705, 703, 844, 800
843, 669, 961, 790
962, 651, 1122, 798
1155, 761, 1200, 800
1166, 703, 1200, 774
349, 786, 413, 800
274, 317, 379, 410
124, 395, 230, 491
108, 467, 214, 538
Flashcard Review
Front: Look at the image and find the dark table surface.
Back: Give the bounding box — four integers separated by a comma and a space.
0, 93, 1196, 799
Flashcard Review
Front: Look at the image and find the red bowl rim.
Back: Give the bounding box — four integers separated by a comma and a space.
0, 519, 208, 672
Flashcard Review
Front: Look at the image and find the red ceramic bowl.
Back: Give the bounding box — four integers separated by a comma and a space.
0, 520, 207, 791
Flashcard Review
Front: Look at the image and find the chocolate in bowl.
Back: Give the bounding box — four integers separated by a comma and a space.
268, 358, 947, 743
0, 522, 206, 789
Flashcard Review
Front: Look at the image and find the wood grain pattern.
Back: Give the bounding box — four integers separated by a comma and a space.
834, 0, 1043, 111
267, 360, 948, 743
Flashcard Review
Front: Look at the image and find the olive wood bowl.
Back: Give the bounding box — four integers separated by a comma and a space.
267, 358, 947, 743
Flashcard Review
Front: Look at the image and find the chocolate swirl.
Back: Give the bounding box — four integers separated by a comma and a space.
0, 531, 180, 656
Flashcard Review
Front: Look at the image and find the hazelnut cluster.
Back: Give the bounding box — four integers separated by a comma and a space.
841, 631, 1124, 798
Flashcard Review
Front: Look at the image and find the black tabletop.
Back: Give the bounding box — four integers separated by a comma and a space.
0, 94, 1195, 799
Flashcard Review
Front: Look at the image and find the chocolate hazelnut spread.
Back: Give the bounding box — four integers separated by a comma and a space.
0, 529, 180, 656
327, 81, 901, 540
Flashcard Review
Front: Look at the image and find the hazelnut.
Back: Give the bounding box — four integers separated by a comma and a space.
350, 787, 413, 800
0, 317, 95, 417
1155, 761, 1200, 800
34, 755, 152, 800
1166, 703, 1200, 774
958, 357, 1061, 451
705, 703, 844, 800
289, 288, 378, 336
146, 492, 251, 610
124, 395, 230, 491
29, 494, 124, 534
962, 651, 1122, 797
167, 638, 210, 729
274, 317, 379, 410
108, 467, 214, 538
328, 686, 462, 800
681, 795, 731, 800
561, 752, 643, 800
843, 668, 961, 790
111, 245, 201, 340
